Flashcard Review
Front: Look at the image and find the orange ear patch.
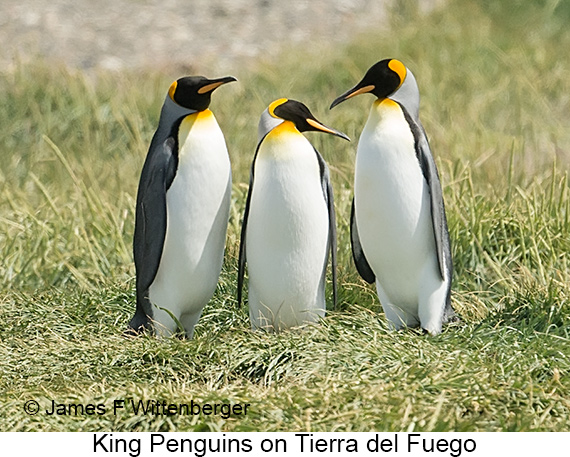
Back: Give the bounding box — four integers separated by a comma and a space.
168, 80, 178, 100
388, 60, 407, 88
268, 98, 289, 118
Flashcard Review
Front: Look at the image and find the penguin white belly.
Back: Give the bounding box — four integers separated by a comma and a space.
355, 100, 439, 317
246, 130, 329, 331
149, 111, 231, 336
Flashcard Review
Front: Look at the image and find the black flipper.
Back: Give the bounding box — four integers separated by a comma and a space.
315, 148, 338, 308
237, 137, 264, 308
350, 199, 376, 284
400, 104, 453, 314
129, 131, 178, 333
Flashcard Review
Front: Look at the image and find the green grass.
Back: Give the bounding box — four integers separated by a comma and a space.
1, 0, 569, 431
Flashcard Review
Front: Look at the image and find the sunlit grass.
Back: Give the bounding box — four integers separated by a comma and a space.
0, 0, 569, 431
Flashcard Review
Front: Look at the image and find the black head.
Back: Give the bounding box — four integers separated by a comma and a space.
269, 98, 350, 140
330, 59, 407, 109
168, 75, 237, 111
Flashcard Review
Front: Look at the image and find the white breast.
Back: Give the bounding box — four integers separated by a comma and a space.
246, 128, 329, 330
149, 111, 231, 332
355, 100, 435, 305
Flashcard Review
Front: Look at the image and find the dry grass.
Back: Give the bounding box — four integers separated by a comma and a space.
1, 0, 569, 431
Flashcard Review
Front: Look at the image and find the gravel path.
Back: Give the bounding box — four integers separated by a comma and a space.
1, 0, 440, 72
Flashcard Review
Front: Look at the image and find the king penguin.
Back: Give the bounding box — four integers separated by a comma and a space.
237, 98, 349, 332
128, 75, 236, 338
330, 59, 455, 335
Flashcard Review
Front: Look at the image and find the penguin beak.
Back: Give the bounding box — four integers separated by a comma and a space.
197, 76, 237, 94
306, 118, 350, 141
329, 83, 375, 109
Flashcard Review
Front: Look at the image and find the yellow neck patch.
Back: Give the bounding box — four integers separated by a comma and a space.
266, 120, 300, 139
388, 59, 407, 90
374, 98, 400, 108
179, 109, 214, 138
261, 120, 304, 159
268, 98, 289, 118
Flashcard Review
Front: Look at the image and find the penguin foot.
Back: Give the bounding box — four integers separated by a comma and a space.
443, 310, 462, 325
124, 314, 153, 337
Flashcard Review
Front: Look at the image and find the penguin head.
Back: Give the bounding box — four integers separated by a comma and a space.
168, 75, 237, 112
258, 98, 350, 142
330, 59, 411, 109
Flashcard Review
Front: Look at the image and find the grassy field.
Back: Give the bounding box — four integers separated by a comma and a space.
1, 0, 569, 431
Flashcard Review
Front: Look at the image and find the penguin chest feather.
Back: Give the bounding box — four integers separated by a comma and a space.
246, 124, 329, 328
149, 110, 231, 314
355, 99, 436, 303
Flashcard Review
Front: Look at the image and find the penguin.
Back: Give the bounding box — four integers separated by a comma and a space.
237, 98, 349, 332
128, 75, 236, 338
330, 59, 454, 335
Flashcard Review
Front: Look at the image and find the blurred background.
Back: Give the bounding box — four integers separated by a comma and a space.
1, 0, 442, 72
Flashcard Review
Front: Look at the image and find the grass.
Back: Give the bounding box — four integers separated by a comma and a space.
1, 0, 569, 431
